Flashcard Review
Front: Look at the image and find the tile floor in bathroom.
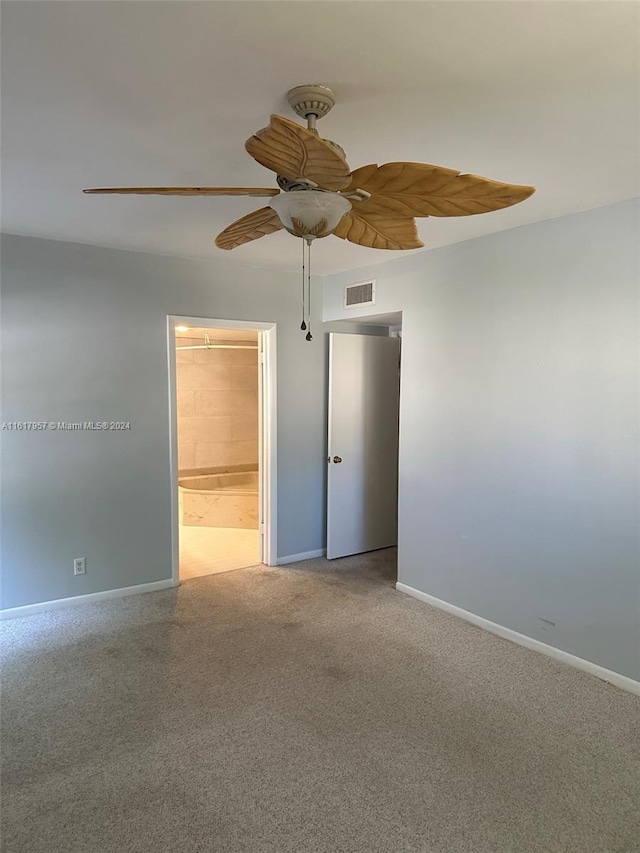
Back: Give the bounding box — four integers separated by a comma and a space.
179, 525, 261, 579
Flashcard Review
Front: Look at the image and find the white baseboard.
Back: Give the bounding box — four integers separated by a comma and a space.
0, 579, 176, 620
396, 582, 640, 696
276, 549, 326, 566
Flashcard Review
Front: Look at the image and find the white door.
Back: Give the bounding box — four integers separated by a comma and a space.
327, 333, 400, 560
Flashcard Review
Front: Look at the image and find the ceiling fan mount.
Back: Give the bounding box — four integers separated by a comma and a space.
283, 85, 346, 165
286, 84, 337, 123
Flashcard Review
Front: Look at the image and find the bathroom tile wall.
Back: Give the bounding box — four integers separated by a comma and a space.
176, 336, 258, 471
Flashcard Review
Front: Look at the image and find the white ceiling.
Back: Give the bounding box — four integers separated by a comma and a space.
2, 1, 638, 275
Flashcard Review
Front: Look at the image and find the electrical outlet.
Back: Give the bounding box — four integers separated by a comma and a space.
73, 557, 86, 576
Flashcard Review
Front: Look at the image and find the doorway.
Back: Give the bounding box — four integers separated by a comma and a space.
167, 316, 277, 584
326, 314, 402, 563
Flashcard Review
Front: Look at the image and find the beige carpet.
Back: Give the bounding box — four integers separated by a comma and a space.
1, 549, 638, 853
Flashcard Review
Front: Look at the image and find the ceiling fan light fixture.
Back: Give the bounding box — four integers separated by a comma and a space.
269, 190, 352, 239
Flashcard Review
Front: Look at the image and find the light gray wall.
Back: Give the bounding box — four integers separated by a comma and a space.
323, 200, 639, 680
0, 234, 373, 609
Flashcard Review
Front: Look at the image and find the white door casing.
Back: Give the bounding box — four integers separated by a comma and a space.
167, 315, 278, 582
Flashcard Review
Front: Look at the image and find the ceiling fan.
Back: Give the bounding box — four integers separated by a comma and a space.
83, 84, 536, 253
85, 85, 535, 340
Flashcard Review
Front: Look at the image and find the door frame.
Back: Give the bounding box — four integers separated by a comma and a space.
167, 315, 278, 584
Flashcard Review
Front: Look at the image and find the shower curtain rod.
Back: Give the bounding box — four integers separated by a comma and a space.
176, 330, 258, 351
176, 344, 258, 351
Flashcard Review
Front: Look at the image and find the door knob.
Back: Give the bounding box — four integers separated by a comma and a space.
332, 456, 342, 464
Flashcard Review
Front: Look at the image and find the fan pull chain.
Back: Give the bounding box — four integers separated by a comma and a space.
305, 238, 313, 341
300, 237, 307, 331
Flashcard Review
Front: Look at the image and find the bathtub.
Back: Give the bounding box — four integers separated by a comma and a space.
178, 469, 259, 529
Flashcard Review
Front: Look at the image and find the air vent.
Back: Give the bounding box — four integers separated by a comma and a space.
344, 279, 376, 309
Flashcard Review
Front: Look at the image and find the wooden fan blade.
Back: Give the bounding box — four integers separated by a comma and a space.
332, 211, 424, 250
215, 206, 283, 250
345, 162, 535, 217
83, 187, 279, 196
245, 115, 351, 192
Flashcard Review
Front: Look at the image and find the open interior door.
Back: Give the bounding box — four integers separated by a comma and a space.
327, 333, 400, 560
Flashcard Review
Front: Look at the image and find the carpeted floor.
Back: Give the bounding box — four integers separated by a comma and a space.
1, 549, 638, 853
